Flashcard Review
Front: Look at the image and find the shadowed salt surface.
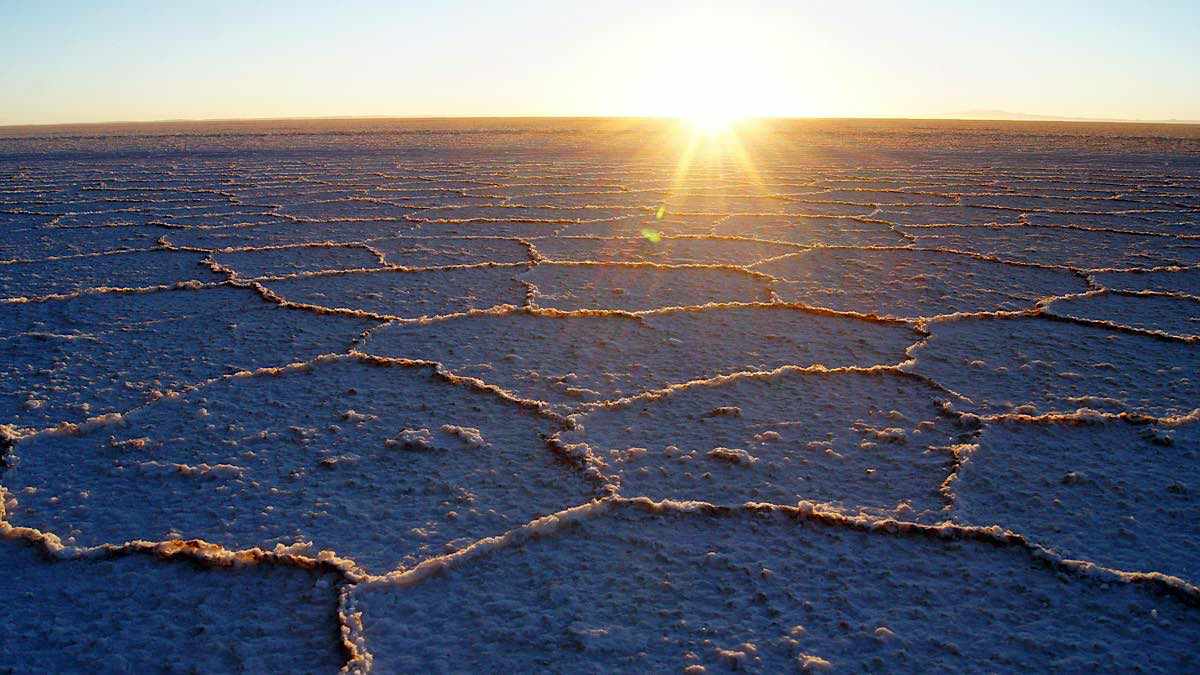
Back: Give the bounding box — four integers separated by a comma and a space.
163, 220, 403, 249
904, 225, 1200, 269
1092, 267, 1200, 295
565, 370, 961, 514
1025, 210, 1200, 234
409, 219, 567, 238
410, 204, 645, 224
1044, 292, 1200, 339
0, 539, 344, 673
522, 263, 772, 311
263, 266, 527, 318
911, 316, 1200, 416
950, 418, 1200, 584
874, 204, 1019, 226
759, 248, 1085, 318
372, 237, 531, 266
0, 286, 375, 428
1, 224, 166, 260
362, 307, 919, 407
711, 214, 909, 246
278, 198, 417, 220
350, 501, 1199, 673
557, 213, 719, 237
0, 249, 219, 298
3, 119, 1200, 671
2, 358, 593, 574
534, 236, 797, 265
215, 245, 385, 278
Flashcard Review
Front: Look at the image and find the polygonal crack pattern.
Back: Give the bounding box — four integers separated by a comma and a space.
4, 357, 595, 574
349, 500, 1199, 673
2, 122, 1199, 672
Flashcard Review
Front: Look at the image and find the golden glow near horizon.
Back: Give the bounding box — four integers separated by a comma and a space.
634, 116, 768, 245
6, 2, 1198, 126
629, 10, 780, 205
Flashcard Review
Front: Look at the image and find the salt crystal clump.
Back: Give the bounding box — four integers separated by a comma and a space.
340, 409, 378, 424
441, 424, 488, 448
703, 406, 743, 418
715, 643, 759, 669
385, 428, 437, 451
798, 653, 833, 671
707, 447, 758, 466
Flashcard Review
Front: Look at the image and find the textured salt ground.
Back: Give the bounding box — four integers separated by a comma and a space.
1, 224, 166, 261
904, 225, 1200, 269
461, 185, 635, 199
1, 357, 594, 574
410, 205, 646, 223
392, 181, 505, 193
49, 210, 266, 230
262, 265, 527, 318
669, 202, 877, 220
785, 189, 958, 204
1025, 210, 1200, 233
1045, 292, 1200, 339
910, 316, 1200, 416
0, 286, 374, 428
153, 210, 282, 227
556, 214, 719, 237
533, 236, 797, 266
14, 210, 169, 230
563, 370, 963, 514
372, 237, 531, 266
4, 124, 1200, 671
969, 187, 1121, 199
0, 249, 219, 298
1093, 267, 1200, 295
350, 501, 1199, 673
949, 418, 1200, 584
362, 307, 919, 407
959, 194, 1154, 211
711, 214, 909, 246
278, 199, 420, 220
758, 248, 1084, 319
370, 184, 502, 198
407, 218, 574, 238
162, 219, 404, 249
79, 197, 242, 211
223, 182, 362, 198
660, 194, 837, 214
871, 204, 1017, 225
214, 245, 385, 278
497, 191, 663, 209
13, 198, 234, 216
522, 264, 771, 311
0, 538, 345, 673
67, 187, 236, 203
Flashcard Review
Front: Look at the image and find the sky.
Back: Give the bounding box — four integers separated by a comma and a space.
2, 0, 1198, 125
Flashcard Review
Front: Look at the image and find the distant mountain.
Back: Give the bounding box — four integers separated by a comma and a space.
934, 109, 1200, 124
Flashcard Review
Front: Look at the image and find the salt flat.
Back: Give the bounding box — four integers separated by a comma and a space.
1, 118, 1198, 673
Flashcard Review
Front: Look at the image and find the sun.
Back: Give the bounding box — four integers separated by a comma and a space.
686, 112, 741, 136
638, 10, 786, 132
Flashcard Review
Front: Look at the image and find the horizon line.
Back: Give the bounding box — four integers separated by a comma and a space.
4, 113, 1200, 131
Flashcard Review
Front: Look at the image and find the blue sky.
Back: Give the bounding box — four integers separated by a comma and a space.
2, 0, 1197, 124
